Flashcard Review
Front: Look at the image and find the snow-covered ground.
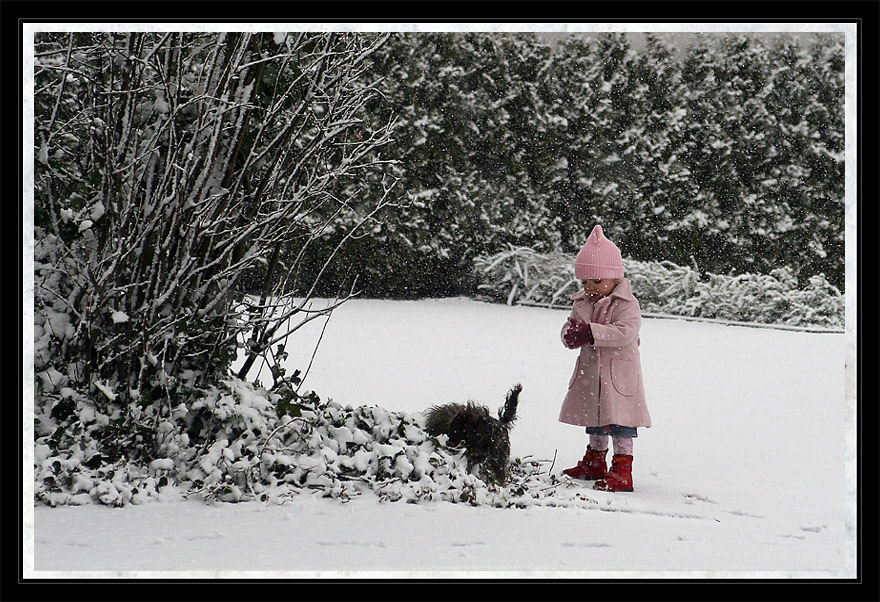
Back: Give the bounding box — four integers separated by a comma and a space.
28, 297, 854, 578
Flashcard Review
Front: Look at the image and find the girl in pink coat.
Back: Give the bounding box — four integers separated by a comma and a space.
559, 225, 651, 492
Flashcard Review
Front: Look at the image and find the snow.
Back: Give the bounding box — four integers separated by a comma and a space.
110, 310, 129, 324
28, 297, 853, 579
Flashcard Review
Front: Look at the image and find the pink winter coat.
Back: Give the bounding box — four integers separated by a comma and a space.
558, 278, 651, 429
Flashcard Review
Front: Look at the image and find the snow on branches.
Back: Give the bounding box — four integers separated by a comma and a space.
33, 32, 399, 484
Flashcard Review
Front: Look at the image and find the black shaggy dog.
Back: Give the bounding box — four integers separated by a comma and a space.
423, 384, 522, 484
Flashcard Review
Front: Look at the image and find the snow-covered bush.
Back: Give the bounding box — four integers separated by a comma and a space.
473, 247, 582, 308
33, 32, 397, 494
474, 246, 844, 329
35, 377, 572, 509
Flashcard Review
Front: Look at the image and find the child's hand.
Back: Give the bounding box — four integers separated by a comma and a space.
563, 318, 592, 348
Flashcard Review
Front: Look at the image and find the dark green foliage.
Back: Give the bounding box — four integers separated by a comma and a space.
305, 32, 844, 296
305, 33, 563, 297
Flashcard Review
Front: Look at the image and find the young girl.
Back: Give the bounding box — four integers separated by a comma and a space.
559, 225, 651, 492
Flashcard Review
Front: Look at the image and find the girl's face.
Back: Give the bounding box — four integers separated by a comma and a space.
582, 278, 619, 300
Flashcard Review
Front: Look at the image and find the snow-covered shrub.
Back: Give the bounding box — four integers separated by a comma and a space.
33, 32, 397, 499
473, 246, 581, 308
777, 273, 848, 328
179, 382, 560, 507
475, 246, 844, 329
35, 377, 575, 508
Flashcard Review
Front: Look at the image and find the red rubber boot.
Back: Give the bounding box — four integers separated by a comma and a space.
593, 454, 634, 492
562, 446, 607, 480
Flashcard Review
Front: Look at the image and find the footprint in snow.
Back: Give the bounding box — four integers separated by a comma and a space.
682, 492, 716, 504
561, 542, 612, 548
722, 508, 765, 519
779, 533, 807, 540
316, 540, 387, 548
61, 541, 92, 548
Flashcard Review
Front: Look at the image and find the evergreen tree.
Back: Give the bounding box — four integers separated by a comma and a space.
713, 33, 778, 274
671, 33, 743, 272
460, 33, 560, 253
548, 33, 684, 259
615, 33, 686, 262
543, 35, 600, 253
748, 36, 821, 281
795, 34, 845, 289
545, 34, 641, 252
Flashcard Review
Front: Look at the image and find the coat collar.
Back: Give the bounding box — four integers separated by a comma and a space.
570, 278, 634, 303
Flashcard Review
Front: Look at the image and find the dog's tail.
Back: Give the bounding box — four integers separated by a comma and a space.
497, 383, 522, 426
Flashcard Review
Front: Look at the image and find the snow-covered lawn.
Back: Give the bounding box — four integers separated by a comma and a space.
29, 297, 854, 578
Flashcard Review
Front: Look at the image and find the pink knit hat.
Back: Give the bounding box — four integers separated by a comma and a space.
574, 225, 624, 280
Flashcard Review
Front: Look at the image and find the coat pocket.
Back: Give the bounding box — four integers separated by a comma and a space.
610, 359, 639, 397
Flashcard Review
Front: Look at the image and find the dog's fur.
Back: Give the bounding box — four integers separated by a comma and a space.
423, 384, 522, 484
